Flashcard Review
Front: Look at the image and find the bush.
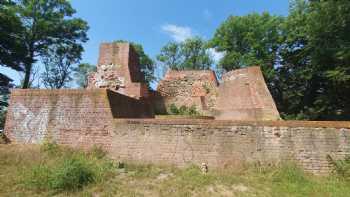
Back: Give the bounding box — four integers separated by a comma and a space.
327, 155, 350, 181
168, 104, 200, 116
50, 156, 95, 190
169, 104, 179, 114
0, 132, 9, 144
25, 144, 115, 192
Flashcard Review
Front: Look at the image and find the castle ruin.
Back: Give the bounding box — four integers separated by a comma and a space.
87, 42, 280, 121
4, 42, 350, 175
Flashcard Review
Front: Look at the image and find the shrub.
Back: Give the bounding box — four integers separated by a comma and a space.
25, 144, 115, 192
327, 155, 350, 181
178, 105, 187, 114
169, 104, 179, 114
0, 132, 9, 144
50, 156, 95, 190
188, 105, 200, 116
168, 104, 200, 116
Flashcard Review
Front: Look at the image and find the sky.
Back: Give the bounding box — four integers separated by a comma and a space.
1, 0, 290, 87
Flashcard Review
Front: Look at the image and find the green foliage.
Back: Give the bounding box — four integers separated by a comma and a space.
0, 108, 6, 130
210, 12, 284, 78
275, 0, 350, 120
168, 104, 200, 116
24, 143, 115, 192
72, 63, 96, 88
327, 155, 350, 181
211, 0, 350, 120
1, 0, 89, 89
26, 154, 95, 191
114, 40, 155, 85
157, 37, 213, 71
169, 103, 179, 114
0, 0, 27, 73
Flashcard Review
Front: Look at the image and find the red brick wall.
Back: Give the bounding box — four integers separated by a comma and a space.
112, 119, 350, 175
4, 89, 114, 149
4, 89, 153, 149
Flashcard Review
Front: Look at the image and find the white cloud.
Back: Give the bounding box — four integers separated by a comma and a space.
161, 24, 194, 42
207, 48, 225, 64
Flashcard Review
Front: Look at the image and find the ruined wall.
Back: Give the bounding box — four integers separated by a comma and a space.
88, 43, 148, 99
5, 90, 350, 175
155, 67, 280, 120
215, 66, 280, 120
4, 89, 153, 148
156, 70, 218, 115
112, 120, 350, 175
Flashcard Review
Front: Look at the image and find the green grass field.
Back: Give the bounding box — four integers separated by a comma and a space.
0, 144, 349, 197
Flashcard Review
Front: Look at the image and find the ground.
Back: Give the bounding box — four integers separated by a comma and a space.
0, 144, 349, 197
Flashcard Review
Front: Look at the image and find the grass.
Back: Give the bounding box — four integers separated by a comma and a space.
1, 144, 350, 197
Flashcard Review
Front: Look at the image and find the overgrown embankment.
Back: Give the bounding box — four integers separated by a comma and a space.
0, 144, 350, 197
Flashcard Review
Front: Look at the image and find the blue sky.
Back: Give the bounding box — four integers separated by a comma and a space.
1, 0, 290, 86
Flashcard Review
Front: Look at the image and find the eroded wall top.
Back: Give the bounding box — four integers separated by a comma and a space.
156, 66, 280, 120
88, 42, 148, 99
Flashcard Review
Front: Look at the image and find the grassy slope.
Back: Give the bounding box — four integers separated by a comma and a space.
0, 144, 349, 197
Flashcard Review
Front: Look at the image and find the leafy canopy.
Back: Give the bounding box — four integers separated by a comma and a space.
157, 37, 213, 71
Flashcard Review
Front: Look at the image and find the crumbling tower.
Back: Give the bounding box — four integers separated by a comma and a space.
87, 42, 149, 99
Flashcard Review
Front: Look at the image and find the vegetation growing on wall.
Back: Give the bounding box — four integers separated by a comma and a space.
168, 104, 200, 116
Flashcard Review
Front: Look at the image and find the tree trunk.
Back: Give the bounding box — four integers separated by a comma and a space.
22, 63, 32, 89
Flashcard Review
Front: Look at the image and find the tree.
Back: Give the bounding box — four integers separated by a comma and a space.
0, 73, 13, 130
0, 0, 27, 83
11, 0, 89, 89
210, 13, 285, 81
72, 63, 96, 88
41, 45, 81, 89
157, 37, 213, 71
276, 0, 350, 120
156, 42, 182, 70
114, 40, 155, 85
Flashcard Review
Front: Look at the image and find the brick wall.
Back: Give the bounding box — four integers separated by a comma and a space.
111, 119, 350, 175
156, 67, 280, 120
4, 89, 350, 174
4, 89, 153, 149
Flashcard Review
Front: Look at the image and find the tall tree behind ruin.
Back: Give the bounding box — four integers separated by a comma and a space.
73, 63, 97, 88
157, 37, 213, 71
275, 0, 350, 120
210, 0, 350, 120
6, 0, 89, 89
41, 45, 82, 89
210, 12, 284, 84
